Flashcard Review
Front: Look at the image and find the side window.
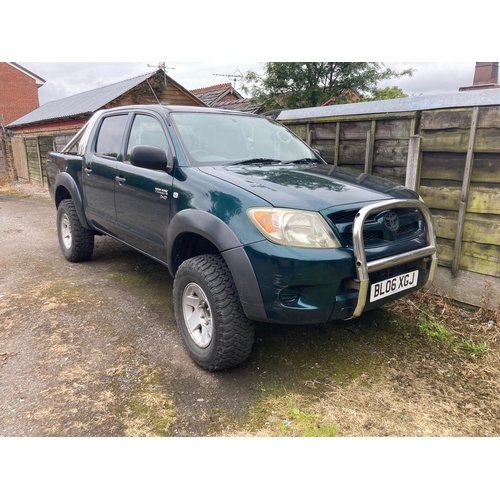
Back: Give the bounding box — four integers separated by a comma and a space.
126, 114, 170, 162
95, 115, 129, 159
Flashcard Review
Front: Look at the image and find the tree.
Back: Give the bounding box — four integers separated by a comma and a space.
369, 86, 408, 101
242, 62, 414, 110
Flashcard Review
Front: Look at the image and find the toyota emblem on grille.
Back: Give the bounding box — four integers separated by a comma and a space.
384, 211, 399, 231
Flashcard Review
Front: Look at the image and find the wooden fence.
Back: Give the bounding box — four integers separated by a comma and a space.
418, 106, 500, 278
0, 137, 6, 177
6, 133, 75, 186
24, 136, 53, 186
280, 96, 500, 305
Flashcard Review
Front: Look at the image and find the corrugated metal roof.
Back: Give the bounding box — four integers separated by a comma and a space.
8, 71, 156, 127
277, 88, 500, 121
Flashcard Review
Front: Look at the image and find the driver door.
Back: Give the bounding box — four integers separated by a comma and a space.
114, 113, 174, 262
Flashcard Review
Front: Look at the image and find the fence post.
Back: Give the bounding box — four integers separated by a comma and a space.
334, 122, 340, 167
406, 135, 421, 192
364, 121, 376, 175
452, 106, 479, 277
35, 137, 44, 187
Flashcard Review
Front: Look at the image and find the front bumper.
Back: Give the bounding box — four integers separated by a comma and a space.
242, 199, 437, 324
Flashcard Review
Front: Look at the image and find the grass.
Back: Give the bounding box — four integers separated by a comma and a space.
418, 316, 454, 343
416, 304, 489, 356
218, 288, 500, 437
287, 407, 338, 437
458, 339, 488, 356
221, 394, 338, 437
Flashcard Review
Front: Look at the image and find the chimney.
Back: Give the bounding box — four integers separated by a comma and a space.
459, 62, 500, 91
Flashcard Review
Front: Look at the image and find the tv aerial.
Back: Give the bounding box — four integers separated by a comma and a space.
213, 69, 244, 89
148, 62, 175, 84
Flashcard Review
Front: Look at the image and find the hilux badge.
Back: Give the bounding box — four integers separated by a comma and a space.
384, 211, 399, 231
155, 187, 168, 200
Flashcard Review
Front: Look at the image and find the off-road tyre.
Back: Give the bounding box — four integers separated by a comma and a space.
173, 254, 255, 371
57, 199, 94, 262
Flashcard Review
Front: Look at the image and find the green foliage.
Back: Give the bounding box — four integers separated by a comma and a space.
418, 315, 488, 356
458, 339, 488, 357
284, 407, 338, 437
241, 62, 414, 110
368, 86, 409, 101
418, 317, 454, 343
131, 70, 166, 104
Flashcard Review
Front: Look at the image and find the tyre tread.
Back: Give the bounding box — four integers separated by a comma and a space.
58, 199, 94, 262
174, 254, 255, 371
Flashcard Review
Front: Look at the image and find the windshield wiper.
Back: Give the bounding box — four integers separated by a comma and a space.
282, 158, 318, 165
229, 158, 282, 165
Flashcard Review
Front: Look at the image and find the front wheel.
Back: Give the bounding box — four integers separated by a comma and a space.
173, 254, 255, 371
57, 199, 94, 262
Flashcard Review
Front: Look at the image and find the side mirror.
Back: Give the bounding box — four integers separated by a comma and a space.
130, 145, 170, 171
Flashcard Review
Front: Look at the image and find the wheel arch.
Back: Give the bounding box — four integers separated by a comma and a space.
167, 210, 268, 322
54, 172, 91, 230
167, 210, 241, 274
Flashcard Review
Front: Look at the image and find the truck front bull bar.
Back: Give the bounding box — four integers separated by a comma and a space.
349, 199, 438, 319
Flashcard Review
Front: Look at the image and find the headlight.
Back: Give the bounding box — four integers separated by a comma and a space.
247, 208, 341, 249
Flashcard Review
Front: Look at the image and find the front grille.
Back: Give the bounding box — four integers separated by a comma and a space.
328, 210, 377, 224
327, 207, 423, 247
398, 222, 419, 236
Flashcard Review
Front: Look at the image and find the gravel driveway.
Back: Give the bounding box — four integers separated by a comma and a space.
0, 189, 278, 436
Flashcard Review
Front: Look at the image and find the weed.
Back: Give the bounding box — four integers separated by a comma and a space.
415, 302, 491, 358
227, 394, 339, 437
285, 407, 338, 437
458, 339, 488, 357
417, 317, 454, 344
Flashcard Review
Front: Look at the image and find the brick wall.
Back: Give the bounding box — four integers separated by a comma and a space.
0, 63, 40, 125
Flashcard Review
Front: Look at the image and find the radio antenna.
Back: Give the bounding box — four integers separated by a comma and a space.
148, 62, 175, 85
213, 69, 244, 90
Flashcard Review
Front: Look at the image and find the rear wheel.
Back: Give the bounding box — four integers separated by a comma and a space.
57, 199, 94, 262
173, 254, 255, 371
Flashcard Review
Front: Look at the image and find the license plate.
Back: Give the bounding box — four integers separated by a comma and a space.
370, 270, 419, 302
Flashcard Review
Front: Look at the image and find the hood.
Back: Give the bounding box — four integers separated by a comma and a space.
201, 164, 418, 211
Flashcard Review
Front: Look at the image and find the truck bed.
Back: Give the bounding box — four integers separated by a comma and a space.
46, 152, 83, 201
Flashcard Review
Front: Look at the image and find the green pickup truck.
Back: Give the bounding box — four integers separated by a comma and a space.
46, 104, 437, 371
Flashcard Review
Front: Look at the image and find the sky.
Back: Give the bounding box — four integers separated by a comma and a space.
7, 1, 498, 109
18, 61, 479, 106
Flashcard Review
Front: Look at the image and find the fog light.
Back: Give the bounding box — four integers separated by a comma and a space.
279, 286, 300, 305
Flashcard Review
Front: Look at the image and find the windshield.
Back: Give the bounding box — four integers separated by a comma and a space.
170, 112, 317, 165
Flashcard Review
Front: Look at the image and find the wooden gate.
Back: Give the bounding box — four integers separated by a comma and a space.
11, 136, 29, 180
25, 136, 54, 186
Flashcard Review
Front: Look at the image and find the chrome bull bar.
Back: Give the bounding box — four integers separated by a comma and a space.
349, 199, 438, 319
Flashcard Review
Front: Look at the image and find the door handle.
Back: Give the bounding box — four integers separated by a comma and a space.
115, 176, 126, 185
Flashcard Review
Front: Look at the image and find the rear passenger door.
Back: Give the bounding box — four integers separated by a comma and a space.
114, 112, 174, 262
83, 113, 129, 235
